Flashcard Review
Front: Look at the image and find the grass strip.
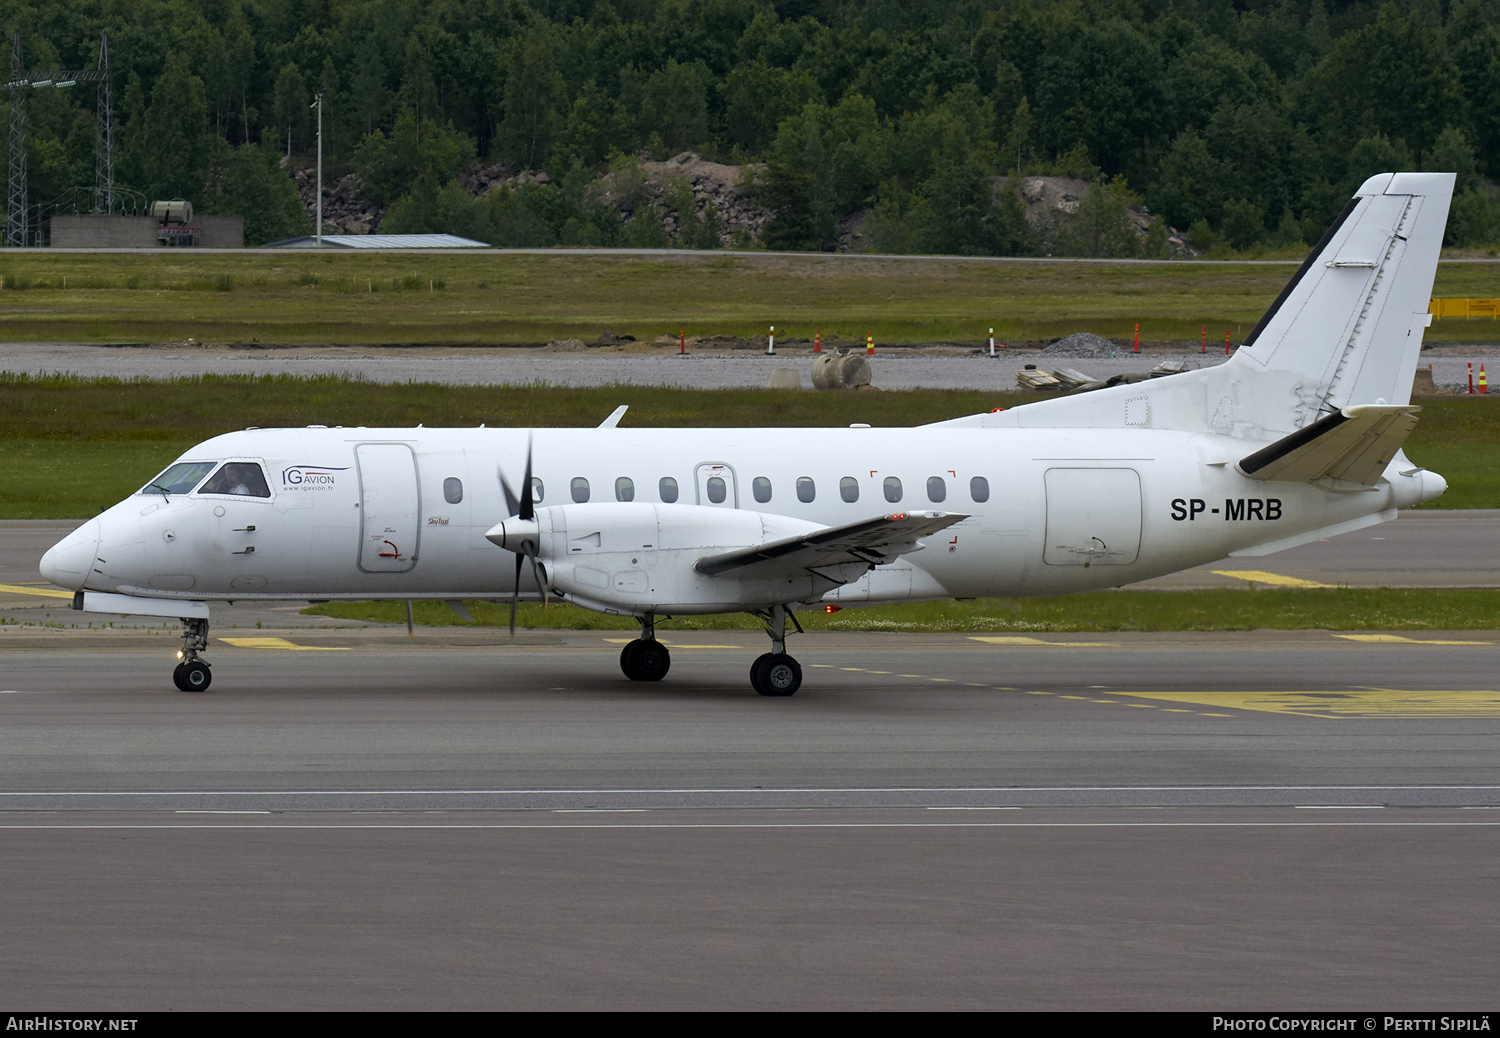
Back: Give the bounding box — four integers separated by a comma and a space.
303, 588, 1500, 633
0, 252, 1495, 344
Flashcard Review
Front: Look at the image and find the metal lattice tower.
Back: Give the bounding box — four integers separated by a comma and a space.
6, 31, 27, 247
5, 31, 112, 245
93, 32, 112, 214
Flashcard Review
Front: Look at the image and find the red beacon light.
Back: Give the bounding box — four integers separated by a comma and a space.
824, 605, 841, 613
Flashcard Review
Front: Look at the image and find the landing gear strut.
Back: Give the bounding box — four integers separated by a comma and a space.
173, 616, 212, 692
750, 603, 802, 696
619, 613, 670, 681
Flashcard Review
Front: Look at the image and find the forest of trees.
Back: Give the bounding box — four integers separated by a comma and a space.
5, 0, 1500, 251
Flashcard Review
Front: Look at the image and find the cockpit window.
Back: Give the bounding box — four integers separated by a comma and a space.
141, 462, 216, 497
198, 462, 271, 498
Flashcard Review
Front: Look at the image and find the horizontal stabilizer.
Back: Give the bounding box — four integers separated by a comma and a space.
694, 510, 966, 580
1237, 404, 1419, 486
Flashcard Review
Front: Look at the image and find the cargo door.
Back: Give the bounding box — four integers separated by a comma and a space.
357, 443, 420, 572
1043, 468, 1141, 566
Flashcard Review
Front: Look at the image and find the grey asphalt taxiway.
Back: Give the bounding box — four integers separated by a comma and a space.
2, 524, 1498, 1009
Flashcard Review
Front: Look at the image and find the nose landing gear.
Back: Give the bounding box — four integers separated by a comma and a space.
619, 613, 671, 681
173, 616, 212, 692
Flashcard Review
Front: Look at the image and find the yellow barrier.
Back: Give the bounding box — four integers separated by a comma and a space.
1430, 298, 1500, 320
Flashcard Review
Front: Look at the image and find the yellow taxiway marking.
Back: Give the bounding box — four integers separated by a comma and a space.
217, 637, 350, 651
969, 636, 1121, 647
1334, 634, 1493, 645
0, 582, 74, 599
601, 638, 744, 649
1111, 688, 1500, 718
1210, 569, 1331, 588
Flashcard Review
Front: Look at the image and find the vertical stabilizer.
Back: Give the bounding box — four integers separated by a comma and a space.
1231, 172, 1453, 428
928, 173, 1455, 441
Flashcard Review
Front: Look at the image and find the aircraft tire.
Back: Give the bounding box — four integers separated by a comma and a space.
176, 660, 212, 693
634, 640, 670, 681
752, 653, 801, 696
621, 639, 671, 681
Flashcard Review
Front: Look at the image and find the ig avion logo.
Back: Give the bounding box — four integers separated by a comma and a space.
282, 465, 349, 487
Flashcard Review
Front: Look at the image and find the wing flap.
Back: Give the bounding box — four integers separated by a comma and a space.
694, 511, 967, 580
1238, 404, 1419, 486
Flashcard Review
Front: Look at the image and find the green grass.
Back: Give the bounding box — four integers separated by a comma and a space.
2, 373, 1495, 517
0, 251, 1495, 344
0, 439, 198, 518
304, 588, 1500, 633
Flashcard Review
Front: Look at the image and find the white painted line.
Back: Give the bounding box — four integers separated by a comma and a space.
4, 784, 1499, 796
0, 821, 1496, 831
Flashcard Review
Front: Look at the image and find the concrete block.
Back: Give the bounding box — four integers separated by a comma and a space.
197, 215, 243, 248
50, 214, 156, 248
767, 367, 803, 390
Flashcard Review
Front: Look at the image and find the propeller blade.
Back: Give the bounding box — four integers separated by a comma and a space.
510, 552, 523, 637
526, 547, 547, 610
499, 468, 520, 518
519, 433, 534, 521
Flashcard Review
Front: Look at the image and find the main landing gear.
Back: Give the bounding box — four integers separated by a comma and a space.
616, 606, 804, 695
173, 616, 212, 692
619, 613, 671, 681
749, 603, 802, 697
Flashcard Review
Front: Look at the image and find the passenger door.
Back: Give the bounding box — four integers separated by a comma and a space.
357, 443, 420, 572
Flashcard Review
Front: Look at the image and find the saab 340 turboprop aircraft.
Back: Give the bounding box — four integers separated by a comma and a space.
41, 173, 1453, 696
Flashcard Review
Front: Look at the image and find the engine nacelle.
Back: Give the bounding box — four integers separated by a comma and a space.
486, 503, 864, 614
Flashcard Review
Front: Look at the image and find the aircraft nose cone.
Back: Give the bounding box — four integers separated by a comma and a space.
39, 518, 100, 591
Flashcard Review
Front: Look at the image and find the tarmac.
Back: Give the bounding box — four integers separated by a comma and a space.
2, 513, 1498, 1008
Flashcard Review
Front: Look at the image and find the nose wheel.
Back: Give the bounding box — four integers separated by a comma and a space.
173, 660, 212, 692
173, 616, 212, 692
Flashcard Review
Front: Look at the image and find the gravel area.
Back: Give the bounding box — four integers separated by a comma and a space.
2, 341, 1497, 392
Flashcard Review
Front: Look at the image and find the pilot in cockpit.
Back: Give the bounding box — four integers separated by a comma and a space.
199, 462, 271, 498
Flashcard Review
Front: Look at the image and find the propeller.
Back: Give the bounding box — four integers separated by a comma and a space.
496, 434, 547, 636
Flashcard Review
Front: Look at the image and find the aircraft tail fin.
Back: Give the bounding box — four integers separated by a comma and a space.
932, 173, 1454, 441
1230, 172, 1453, 429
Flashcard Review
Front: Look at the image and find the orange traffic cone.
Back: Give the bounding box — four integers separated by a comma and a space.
866, 332, 874, 356
813, 327, 821, 353
1481, 364, 1490, 394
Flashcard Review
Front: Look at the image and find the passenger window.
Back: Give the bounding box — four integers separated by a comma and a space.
706, 476, 727, 504
796, 477, 816, 503
659, 476, 679, 503
927, 476, 947, 503
443, 477, 463, 504
752, 476, 772, 503
840, 476, 859, 503
199, 462, 271, 498
615, 476, 635, 502
531, 477, 545, 502
883, 476, 902, 503
571, 477, 590, 503
142, 461, 215, 497
970, 476, 990, 503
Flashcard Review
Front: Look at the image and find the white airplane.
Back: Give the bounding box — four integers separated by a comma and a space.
40, 172, 1453, 695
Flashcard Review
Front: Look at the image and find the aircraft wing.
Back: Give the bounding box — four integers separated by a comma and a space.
1238, 404, 1420, 486
694, 510, 967, 580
